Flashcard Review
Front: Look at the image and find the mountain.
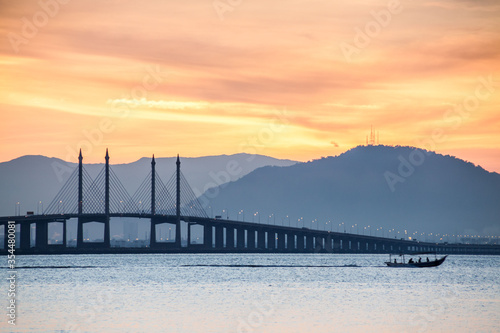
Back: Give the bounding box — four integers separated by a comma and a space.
204, 145, 500, 236
0, 153, 297, 216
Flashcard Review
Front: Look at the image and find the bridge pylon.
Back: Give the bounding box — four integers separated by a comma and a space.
176, 154, 181, 248
104, 148, 110, 247
77, 149, 83, 248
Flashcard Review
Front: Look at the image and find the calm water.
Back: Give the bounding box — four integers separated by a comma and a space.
1, 254, 499, 333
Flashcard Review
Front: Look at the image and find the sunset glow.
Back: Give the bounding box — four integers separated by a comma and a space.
1, 0, 499, 171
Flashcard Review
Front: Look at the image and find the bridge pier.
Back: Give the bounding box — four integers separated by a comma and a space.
150, 219, 157, 248
103, 219, 110, 248
247, 229, 256, 249
204, 224, 213, 249
215, 225, 224, 249
325, 235, 333, 252
277, 231, 286, 251
77, 218, 83, 248
236, 227, 245, 249
297, 234, 305, 251
315, 236, 323, 252
226, 226, 235, 249
334, 238, 341, 251
286, 233, 293, 250
62, 221, 67, 247
20, 222, 31, 250
306, 234, 314, 252
257, 229, 266, 249
3, 224, 7, 250
36, 221, 48, 250
267, 231, 275, 250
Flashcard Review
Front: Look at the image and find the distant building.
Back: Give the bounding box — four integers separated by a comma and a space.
123, 220, 138, 241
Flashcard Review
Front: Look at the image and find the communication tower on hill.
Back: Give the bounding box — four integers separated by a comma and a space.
366, 126, 379, 145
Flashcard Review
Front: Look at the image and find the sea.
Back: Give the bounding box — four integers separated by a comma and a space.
1, 253, 499, 333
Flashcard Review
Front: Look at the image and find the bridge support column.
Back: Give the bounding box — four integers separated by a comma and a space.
215, 225, 224, 249
103, 217, 110, 248
175, 155, 181, 248
315, 236, 324, 252
77, 218, 84, 248
150, 220, 157, 248
334, 238, 341, 251
3, 224, 7, 250
267, 231, 275, 250
149, 156, 157, 249
36, 221, 48, 250
77, 150, 83, 248
204, 224, 213, 249
236, 228, 245, 249
297, 234, 304, 251
287, 233, 293, 250
368, 242, 375, 252
247, 229, 256, 249
104, 149, 110, 248
187, 222, 192, 247
62, 221, 67, 247
226, 226, 235, 249
277, 231, 286, 251
257, 230, 266, 249
20, 222, 31, 250
306, 235, 314, 252
325, 235, 333, 253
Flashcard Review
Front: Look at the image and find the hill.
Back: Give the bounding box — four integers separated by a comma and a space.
0, 153, 296, 217
204, 145, 500, 237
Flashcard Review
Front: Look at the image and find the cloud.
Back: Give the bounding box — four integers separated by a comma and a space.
0, 0, 499, 169
106, 98, 210, 110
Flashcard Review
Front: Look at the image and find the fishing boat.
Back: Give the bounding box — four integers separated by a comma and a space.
385, 253, 448, 267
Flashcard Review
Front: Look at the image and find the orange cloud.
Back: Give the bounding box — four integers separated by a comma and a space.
0, 0, 499, 171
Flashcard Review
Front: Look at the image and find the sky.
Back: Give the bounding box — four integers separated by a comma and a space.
1, 0, 499, 172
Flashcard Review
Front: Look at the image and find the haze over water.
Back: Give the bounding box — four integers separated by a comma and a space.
3, 253, 499, 332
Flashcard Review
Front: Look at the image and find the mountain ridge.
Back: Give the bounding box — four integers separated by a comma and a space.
0, 153, 297, 216
203, 145, 500, 236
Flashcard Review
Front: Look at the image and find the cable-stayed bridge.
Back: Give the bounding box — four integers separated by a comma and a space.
1, 150, 498, 255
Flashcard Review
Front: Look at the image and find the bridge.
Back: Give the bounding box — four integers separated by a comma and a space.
1, 150, 499, 255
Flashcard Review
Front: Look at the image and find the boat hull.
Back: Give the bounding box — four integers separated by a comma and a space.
385, 255, 447, 268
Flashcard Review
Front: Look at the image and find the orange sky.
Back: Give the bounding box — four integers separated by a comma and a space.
1, 0, 499, 172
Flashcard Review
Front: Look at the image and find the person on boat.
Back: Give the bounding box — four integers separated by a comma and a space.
418, 257, 422, 263
408, 258, 414, 263
394, 259, 397, 264
426, 257, 430, 262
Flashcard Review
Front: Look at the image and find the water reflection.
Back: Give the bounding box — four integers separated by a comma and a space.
3, 254, 499, 332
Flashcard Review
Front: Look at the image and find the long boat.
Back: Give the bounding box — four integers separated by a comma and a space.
385, 253, 448, 267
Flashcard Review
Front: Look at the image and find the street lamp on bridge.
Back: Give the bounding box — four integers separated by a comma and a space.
253, 212, 260, 223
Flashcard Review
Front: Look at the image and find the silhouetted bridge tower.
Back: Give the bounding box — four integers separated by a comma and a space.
1, 150, 499, 255
0, 149, 208, 251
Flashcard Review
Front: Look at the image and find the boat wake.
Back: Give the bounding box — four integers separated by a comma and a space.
182, 264, 361, 268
